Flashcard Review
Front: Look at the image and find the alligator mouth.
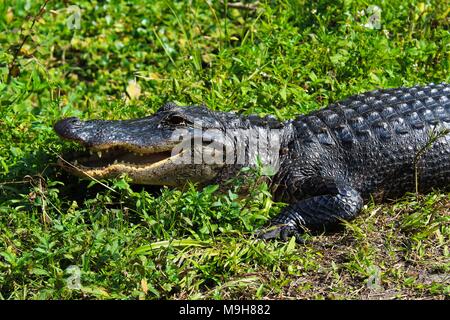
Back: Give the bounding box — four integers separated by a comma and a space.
59, 145, 174, 171
57, 139, 226, 185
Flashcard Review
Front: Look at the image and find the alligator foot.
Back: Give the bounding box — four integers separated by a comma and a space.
256, 224, 306, 243
257, 182, 363, 243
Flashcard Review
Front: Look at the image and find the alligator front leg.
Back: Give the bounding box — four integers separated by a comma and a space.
258, 184, 363, 242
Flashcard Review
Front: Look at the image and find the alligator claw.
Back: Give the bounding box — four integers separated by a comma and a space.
256, 224, 305, 244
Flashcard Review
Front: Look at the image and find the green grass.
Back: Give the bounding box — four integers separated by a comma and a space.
0, 0, 449, 299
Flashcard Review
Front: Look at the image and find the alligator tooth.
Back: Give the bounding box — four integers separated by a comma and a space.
113, 160, 118, 164
139, 153, 144, 156
73, 160, 78, 165
97, 151, 102, 158
89, 150, 93, 155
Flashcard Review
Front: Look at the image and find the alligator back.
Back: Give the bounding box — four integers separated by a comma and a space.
290, 83, 450, 200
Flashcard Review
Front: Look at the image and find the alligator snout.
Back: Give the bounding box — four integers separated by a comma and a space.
54, 117, 84, 140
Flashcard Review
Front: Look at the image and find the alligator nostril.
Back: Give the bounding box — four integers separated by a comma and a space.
54, 117, 82, 138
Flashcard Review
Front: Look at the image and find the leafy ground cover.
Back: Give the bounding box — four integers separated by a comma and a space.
0, 0, 449, 299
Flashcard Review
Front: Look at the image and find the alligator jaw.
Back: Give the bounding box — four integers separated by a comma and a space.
57, 142, 222, 185
57, 144, 182, 185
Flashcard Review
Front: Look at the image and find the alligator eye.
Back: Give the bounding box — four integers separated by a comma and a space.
164, 115, 192, 126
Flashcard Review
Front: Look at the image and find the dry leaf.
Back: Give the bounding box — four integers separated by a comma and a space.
6, 7, 14, 24
141, 278, 148, 294
126, 79, 141, 100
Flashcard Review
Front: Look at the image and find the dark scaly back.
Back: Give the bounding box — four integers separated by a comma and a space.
289, 83, 450, 201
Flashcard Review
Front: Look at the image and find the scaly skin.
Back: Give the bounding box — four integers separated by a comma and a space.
54, 83, 450, 241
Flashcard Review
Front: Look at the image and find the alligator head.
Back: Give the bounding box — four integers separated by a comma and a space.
54, 103, 284, 186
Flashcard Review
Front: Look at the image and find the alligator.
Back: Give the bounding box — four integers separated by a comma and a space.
54, 83, 450, 241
